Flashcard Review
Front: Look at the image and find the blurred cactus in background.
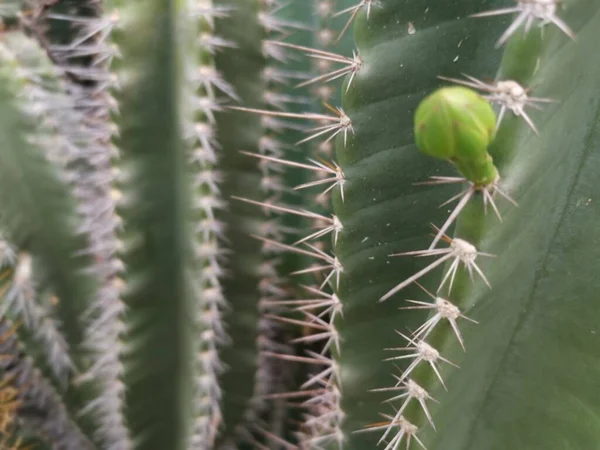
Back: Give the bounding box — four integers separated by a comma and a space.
0, 1, 599, 450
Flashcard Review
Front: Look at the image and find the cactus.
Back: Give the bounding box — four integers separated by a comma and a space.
331, 1, 600, 450
0, 0, 599, 449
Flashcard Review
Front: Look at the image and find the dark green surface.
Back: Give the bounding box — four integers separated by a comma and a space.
425, 3, 600, 449
109, 1, 195, 448
214, 0, 266, 442
330, 0, 511, 447
333, 0, 600, 449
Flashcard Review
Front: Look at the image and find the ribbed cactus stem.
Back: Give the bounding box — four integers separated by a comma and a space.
237, 0, 294, 442
106, 1, 202, 448
326, 2, 510, 449
240, 1, 336, 445
411, 21, 552, 450
186, 1, 232, 448
0, 23, 118, 446
210, 0, 288, 446
39, 5, 131, 447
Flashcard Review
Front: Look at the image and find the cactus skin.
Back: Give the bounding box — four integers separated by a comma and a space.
107, 0, 198, 447
212, 0, 267, 444
331, 0, 600, 449
327, 2, 506, 446
1, 0, 600, 449
420, 2, 600, 448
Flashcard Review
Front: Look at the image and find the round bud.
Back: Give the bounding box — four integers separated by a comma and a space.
414, 86, 497, 161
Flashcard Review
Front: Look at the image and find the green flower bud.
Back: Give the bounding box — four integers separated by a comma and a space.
414, 86, 497, 161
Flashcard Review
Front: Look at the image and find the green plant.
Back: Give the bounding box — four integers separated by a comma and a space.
0, 0, 599, 450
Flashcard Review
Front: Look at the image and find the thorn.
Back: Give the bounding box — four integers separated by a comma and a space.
401, 283, 478, 350
263, 351, 330, 366
418, 175, 517, 249
240, 151, 345, 202
266, 41, 363, 91
471, 0, 575, 48
231, 196, 342, 245
334, 0, 381, 43
358, 415, 426, 450
383, 332, 457, 390
372, 379, 436, 432
380, 235, 495, 301
229, 106, 353, 147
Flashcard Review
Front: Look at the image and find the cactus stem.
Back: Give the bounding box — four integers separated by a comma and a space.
416, 176, 517, 250
241, 151, 346, 201
438, 75, 555, 135
265, 40, 363, 91
233, 14, 349, 431
380, 234, 495, 302
471, 0, 575, 48
185, 2, 240, 446
383, 332, 458, 391
229, 105, 354, 146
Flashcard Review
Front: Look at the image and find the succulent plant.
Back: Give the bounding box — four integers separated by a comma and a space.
0, 1, 599, 450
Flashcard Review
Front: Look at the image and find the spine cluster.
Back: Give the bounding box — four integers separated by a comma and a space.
186, 2, 233, 448
43, 7, 130, 448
